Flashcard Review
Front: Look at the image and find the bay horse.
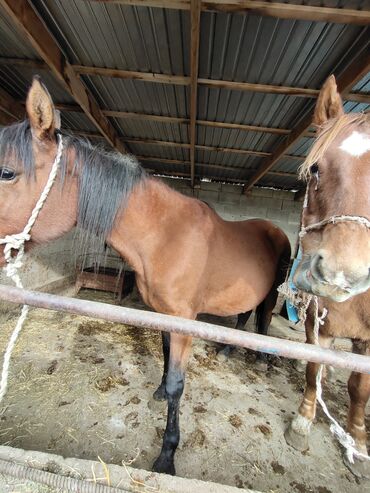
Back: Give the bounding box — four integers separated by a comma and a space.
285, 75, 370, 479
0, 77, 290, 476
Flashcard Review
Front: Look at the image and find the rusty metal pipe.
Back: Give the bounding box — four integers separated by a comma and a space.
0, 284, 369, 374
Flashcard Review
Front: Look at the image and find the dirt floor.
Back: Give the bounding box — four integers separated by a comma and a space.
0, 289, 368, 493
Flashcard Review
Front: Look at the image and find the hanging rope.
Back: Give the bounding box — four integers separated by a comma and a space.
0, 134, 63, 403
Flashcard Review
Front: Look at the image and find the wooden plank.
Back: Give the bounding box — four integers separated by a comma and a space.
244, 52, 370, 192
198, 78, 320, 98
87, 1, 370, 25
0, 0, 127, 153
0, 87, 25, 120
189, 0, 201, 186
64, 104, 313, 136
62, 105, 306, 135
202, 1, 370, 25
0, 57, 47, 70
72, 65, 370, 103
74, 64, 189, 85
137, 155, 297, 178
196, 144, 270, 157
121, 136, 304, 159
3, 58, 367, 103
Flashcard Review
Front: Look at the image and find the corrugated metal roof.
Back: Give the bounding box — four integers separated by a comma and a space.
1, 1, 369, 189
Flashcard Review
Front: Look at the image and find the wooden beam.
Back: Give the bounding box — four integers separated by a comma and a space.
74, 65, 189, 85
87, 1, 370, 25
53, 103, 318, 137
0, 87, 25, 120
72, 65, 370, 103
121, 136, 307, 160
244, 52, 370, 192
0, 1, 127, 153
202, 1, 370, 25
189, 0, 201, 187
0, 57, 47, 70
3, 57, 367, 103
137, 155, 297, 178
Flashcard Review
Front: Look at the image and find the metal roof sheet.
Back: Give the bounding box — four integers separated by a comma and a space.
1, 1, 369, 189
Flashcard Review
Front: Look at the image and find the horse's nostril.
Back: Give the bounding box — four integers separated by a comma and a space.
311, 253, 326, 282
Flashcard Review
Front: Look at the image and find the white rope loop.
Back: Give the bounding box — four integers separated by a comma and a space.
0, 134, 63, 403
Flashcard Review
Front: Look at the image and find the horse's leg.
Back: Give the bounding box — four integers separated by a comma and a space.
217, 311, 252, 361
153, 331, 170, 401
254, 293, 276, 370
152, 333, 192, 475
285, 332, 333, 451
343, 340, 370, 479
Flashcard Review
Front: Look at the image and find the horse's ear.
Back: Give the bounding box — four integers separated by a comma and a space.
26, 76, 58, 139
313, 75, 344, 127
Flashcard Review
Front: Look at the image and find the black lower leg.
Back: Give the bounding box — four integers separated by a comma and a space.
218, 311, 252, 358
152, 367, 184, 475
255, 301, 273, 364
153, 332, 170, 401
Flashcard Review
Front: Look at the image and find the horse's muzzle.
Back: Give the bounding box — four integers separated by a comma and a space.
293, 257, 370, 302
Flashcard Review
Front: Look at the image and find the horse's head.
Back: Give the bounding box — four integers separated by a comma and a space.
294, 75, 370, 302
0, 77, 78, 266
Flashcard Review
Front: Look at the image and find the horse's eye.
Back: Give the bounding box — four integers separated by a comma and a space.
310, 163, 319, 175
0, 168, 16, 181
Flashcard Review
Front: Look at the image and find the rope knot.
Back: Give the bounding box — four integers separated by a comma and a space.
0, 233, 31, 251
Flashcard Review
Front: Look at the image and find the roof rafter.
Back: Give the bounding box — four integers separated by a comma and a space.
77, 132, 304, 161
0, 0, 127, 153
1, 58, 367, 104
86, 1, 370, 25
244, 52, 370, 192
137, 155, 297, 178
55, 103, 298, 135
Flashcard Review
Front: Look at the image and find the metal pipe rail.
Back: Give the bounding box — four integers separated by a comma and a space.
0, 284, 369, 374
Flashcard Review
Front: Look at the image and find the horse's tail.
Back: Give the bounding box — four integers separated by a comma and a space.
255, 237, 291, 335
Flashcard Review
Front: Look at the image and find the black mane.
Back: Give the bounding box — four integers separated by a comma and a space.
0, 120, 147, 253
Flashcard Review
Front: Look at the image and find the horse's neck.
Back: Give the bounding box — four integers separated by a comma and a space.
107, 178, 184, 276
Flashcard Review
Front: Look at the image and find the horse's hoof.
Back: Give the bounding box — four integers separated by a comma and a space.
153, 385, 167, 401
343, 454, 370, 480
284, 424, 309, 452
152, 456, 176, 476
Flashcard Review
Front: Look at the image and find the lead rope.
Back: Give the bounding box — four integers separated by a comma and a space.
278, 182, 370, 464
0, 134, 63, 403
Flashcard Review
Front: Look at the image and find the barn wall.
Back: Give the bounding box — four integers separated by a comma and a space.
162, 178, 301, 251
0, 231, 79, 295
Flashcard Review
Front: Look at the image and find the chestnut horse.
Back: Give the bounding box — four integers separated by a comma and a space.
0, 77, 291, 475
285, 75, 370, 479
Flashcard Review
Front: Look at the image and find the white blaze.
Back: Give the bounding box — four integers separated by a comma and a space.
339, 131, 370, 157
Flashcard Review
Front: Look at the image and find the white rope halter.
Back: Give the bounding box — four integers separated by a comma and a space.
279, 177, 370, 464
0, 134, 63, 402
